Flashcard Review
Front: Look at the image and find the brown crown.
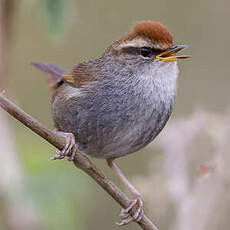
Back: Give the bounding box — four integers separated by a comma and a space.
119, 21, 174, 50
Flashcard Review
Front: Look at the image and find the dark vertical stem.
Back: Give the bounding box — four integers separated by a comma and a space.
0, 0, 15, 88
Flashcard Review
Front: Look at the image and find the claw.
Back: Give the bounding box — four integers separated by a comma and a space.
117, 196, 144, 225
116, 216, 134, 226
119, 211, 129, 220
132, 198, 143, 220
51, 131, 77, 161
68, 142, 77, 161
136, 208, 144, 222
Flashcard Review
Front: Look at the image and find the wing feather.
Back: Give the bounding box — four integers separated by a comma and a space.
62, 59, 102, 88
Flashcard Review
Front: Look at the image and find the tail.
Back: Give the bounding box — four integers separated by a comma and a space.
31, 62, 67, 84
31, 62, 67, 101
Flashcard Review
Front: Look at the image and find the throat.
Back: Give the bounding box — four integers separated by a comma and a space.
138, 62, 179, 105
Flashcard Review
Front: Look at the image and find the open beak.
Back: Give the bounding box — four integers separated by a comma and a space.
156, 45, 189, 62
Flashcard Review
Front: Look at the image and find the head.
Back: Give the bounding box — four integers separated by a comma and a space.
105, 21, 188, 75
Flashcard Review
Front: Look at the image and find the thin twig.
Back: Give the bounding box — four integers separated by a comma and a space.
0, 93, 159, 230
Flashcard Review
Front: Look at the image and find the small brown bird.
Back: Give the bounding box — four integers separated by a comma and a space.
31, 21, 188, 225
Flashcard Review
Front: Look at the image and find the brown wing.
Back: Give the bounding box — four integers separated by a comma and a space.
62, 59, 102, 88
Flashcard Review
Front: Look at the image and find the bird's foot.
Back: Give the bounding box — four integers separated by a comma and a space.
117, 195, 144, 226
51, 131, 78, 161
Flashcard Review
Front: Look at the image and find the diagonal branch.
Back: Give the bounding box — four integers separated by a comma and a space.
0, 93, 159, 230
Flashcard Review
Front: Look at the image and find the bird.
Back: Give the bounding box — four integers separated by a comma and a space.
31, 20, 189, 225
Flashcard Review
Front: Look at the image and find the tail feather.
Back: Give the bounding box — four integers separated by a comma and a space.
31, 62, 67, 84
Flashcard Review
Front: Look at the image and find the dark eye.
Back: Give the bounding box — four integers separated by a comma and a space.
139, 47, 152, 58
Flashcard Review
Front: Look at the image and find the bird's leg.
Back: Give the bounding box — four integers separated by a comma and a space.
51, 130, 78, 161
107, 158, 144, 225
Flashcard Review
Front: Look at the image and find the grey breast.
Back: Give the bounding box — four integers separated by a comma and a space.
52, 75, 174, 159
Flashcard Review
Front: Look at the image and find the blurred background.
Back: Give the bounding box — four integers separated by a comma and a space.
0, 0, 230, 230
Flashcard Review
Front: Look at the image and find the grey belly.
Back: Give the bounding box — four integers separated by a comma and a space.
52, 96, 173, 159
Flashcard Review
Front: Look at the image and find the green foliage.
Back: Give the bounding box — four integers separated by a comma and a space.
25, 171, 89, 230
19, 134, 91, 230
40, 0, 71, 36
